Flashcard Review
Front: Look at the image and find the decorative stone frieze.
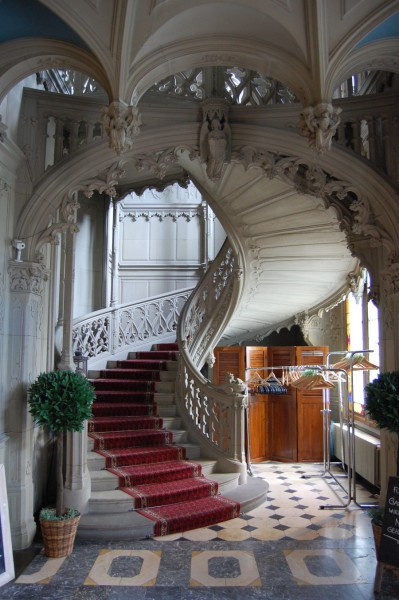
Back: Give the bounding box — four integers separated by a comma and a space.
298, 102, 342, 154
8, 262, 48, 296
122, 208, 201, 223
200, 98, 231, 180
101, 101, 142, 155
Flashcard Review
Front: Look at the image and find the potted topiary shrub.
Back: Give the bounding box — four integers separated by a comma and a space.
365, 370, 399, 477
28, 369, 95, 557
365, 371, 399, 560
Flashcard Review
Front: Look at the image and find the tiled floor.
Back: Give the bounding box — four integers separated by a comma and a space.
2, 462, 399, 599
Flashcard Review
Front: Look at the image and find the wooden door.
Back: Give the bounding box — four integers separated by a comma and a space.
295, 346, 328, 462
267, 347, 298, 462
248, 393, 269, 462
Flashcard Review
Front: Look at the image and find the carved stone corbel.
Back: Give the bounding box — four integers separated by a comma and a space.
298, 102, 342, 154
101, 101, 142, 155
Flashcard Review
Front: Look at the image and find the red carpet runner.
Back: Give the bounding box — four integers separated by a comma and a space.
89, 343, 241, 536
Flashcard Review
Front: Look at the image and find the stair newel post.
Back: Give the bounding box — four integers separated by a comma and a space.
232, 392, 248, 482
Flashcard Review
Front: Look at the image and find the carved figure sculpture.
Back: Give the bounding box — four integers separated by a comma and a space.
224, 372, 246, 394
101, 101, 142, 155
200, 99, 231, 180
298, 102, 342, 154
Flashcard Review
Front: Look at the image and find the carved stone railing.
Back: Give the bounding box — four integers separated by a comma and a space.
176, 240, 248, 481
19, 86, 399, 185
72, 288, 192, 368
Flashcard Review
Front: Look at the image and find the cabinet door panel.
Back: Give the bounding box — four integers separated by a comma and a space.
248, 394, 269, 462
269, 393, 297, 462
296, 346, 328, 462
213, 347, 245, 384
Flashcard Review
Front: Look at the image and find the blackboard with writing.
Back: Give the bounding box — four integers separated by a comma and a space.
380, 476, 399, 567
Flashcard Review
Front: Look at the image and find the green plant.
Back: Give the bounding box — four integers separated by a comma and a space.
368, 506, 384, 527
28, 370, 95, 519
365, 370, 399, 476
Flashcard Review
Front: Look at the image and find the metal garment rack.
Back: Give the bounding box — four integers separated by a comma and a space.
322, 349, 379, 509
245, 352, 379, 510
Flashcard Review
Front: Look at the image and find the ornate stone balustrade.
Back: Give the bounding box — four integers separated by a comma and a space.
176, 241, 248, 480
19, 87, 399, 184
72, 288, 192, 368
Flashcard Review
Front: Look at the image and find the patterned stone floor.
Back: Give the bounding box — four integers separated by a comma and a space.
2, 462, 399, 599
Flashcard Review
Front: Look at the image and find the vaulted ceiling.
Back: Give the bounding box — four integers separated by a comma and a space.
2, 0, 399, 343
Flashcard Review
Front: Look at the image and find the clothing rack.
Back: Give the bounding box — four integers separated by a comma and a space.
323, 349, 379, 509
245, 350, 379, 510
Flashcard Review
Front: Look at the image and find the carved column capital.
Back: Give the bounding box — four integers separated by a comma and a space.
298, 102, 342, 154
8, 261, 49, 296
101, 101, 142, 155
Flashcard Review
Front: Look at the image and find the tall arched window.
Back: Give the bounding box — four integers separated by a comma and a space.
346, 270, 380, 423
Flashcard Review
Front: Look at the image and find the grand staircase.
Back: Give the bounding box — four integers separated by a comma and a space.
78, 343, 267, 540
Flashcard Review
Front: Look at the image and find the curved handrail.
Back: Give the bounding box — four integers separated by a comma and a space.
72, 288, 193, 367
176, 240, 248, 480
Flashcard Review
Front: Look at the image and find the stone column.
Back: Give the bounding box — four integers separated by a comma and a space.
6, 261, 48, 550
57, 227, 76, 371
56, 206, 91, 512
377, 261, 399, 502
110, 200, 119, 307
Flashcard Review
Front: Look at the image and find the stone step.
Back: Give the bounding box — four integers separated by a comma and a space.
154, 392, 175, 404
87, 472, 241, 513
77, 477, 269, 541
87, 428, 188, 454
158, 405, 177, 417
89, 370, 177, 383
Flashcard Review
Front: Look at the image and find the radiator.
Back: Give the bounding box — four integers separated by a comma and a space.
332, 422, 380, 487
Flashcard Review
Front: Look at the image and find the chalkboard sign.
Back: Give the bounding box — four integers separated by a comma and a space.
380, 475, 399, 568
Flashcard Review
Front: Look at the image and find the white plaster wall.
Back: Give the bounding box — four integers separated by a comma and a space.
117, 183, 221, 304
0, 75, 39, 143
74, 193, 107, 318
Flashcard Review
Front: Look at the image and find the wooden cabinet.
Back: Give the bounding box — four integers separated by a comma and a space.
213, 345, 328, 463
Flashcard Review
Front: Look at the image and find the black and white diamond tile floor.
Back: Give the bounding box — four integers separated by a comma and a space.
2, 461, 399, 600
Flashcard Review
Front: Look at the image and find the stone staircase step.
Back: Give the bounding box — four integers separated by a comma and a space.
154, 392, 175, 404
161, 416, 182, 429
158, 405, 177, 417
81, 345, 268, 541
78, 477, 269, 541
87, 473, 241, 513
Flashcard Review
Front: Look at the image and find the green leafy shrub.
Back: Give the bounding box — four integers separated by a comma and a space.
28, 370, 94, 432
28, 370, 95, 518
365, 371, 399, 476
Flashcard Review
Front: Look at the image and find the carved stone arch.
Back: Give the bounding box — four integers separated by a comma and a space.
325, 38, 399, 99
0, 39, 112, 105
129, 38, 313, 106
16, 120, 399, 271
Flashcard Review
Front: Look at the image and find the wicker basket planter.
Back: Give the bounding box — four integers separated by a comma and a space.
40, 512, 81, 558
